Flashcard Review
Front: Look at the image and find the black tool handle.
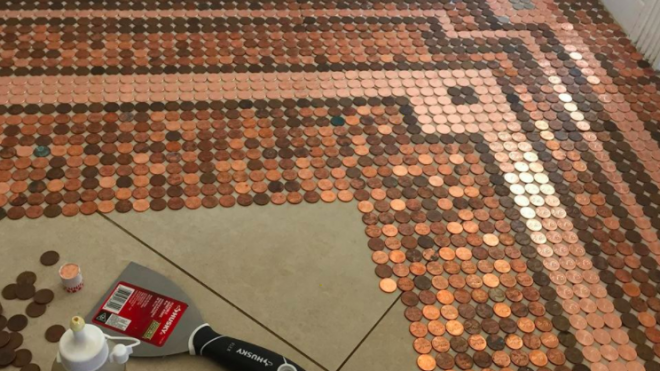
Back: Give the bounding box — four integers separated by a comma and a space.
191, 324, 305, 371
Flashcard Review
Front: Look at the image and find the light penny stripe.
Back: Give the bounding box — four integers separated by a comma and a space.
0, 69, 452, 105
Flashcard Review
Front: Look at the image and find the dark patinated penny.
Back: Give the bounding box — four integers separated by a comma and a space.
487, 334, 505, 350
476, 303, 493, 318
0, 349, 16, 367
404, 307, 422, 322
450, 336, 469, 352
545, 301, 563, 315
0, 316, 6, 330
463, 319, 481, 334
7, 315, 27, 332
2, 284, 17, 300
482, 318, 500, 334
25, 302, 47, 318
401, 291, 419, 307
558, 332, 577, 347
15, 285, 35, 301
414, 276, 432, 290
458, 304, 476, 319
564, 347, 584, 364
5, 332, 22, 350
473, 351, 492, 367
0, 331, 9, 348
436, 353, 455, 369
39, 251, 60, 266
12, 349, 31, 368
374, 265, 392, 278
34, 289, 54, 305
455, 353, 473, 370
45, 325, 66, 343
16, 272, 36, 285
21, 364, 41, 371
499, 318, 518, 333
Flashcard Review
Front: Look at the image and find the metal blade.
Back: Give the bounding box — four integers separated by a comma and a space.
86, 262, 205, 357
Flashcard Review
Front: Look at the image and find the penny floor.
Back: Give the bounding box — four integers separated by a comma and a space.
3, 0, 660, 370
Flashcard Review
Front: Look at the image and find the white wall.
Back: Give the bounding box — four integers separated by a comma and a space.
600, 0, 646, 33
600, 0, 660, 70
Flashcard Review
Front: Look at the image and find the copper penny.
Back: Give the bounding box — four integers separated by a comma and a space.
379, 279, 397, 293
417, 354, 436, 371
413, 338, 432, 354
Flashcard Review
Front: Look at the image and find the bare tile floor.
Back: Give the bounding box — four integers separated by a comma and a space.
0, 203, 411, 371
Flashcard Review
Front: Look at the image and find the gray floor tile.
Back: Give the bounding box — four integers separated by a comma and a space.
339, 301, 417, 371
108, 202, 397, 370
0, 215, 322, 371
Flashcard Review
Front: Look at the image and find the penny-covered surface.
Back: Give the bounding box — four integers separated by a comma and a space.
1, 0, 660, 370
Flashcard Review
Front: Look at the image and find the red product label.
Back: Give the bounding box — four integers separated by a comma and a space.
92, 282, 188, 347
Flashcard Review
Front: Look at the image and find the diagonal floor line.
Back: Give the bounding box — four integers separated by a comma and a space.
335, 292, 402, 371
98, 212, 330, 371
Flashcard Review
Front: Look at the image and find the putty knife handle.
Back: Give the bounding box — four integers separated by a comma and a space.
191, 324, 305, 371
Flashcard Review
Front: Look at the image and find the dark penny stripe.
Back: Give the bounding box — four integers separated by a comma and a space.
0, 0, 440, 11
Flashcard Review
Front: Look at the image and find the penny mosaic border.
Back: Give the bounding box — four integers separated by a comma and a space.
2, 0, 660, 370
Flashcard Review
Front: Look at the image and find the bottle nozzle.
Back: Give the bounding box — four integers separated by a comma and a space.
70, 316, 85, 332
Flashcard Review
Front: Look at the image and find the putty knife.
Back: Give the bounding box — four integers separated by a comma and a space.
86, 262, 304, 371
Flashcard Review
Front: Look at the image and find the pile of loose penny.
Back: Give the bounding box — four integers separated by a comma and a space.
0, 251, 64, 371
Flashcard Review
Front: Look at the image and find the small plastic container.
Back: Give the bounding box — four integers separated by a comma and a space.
59, 264, 83, 293
51, 316, 140, 371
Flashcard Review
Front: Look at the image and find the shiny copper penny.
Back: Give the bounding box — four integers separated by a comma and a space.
417, 354, 436, 371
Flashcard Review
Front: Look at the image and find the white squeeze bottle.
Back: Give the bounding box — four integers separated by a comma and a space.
52, 316, 140, 371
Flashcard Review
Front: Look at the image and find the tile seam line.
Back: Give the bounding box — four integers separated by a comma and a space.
97, 212, 330, 371
335, 291, 402, 371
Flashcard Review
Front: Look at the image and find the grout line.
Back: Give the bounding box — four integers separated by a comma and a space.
335, 292, 402, 371
98, 212, 330, 371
